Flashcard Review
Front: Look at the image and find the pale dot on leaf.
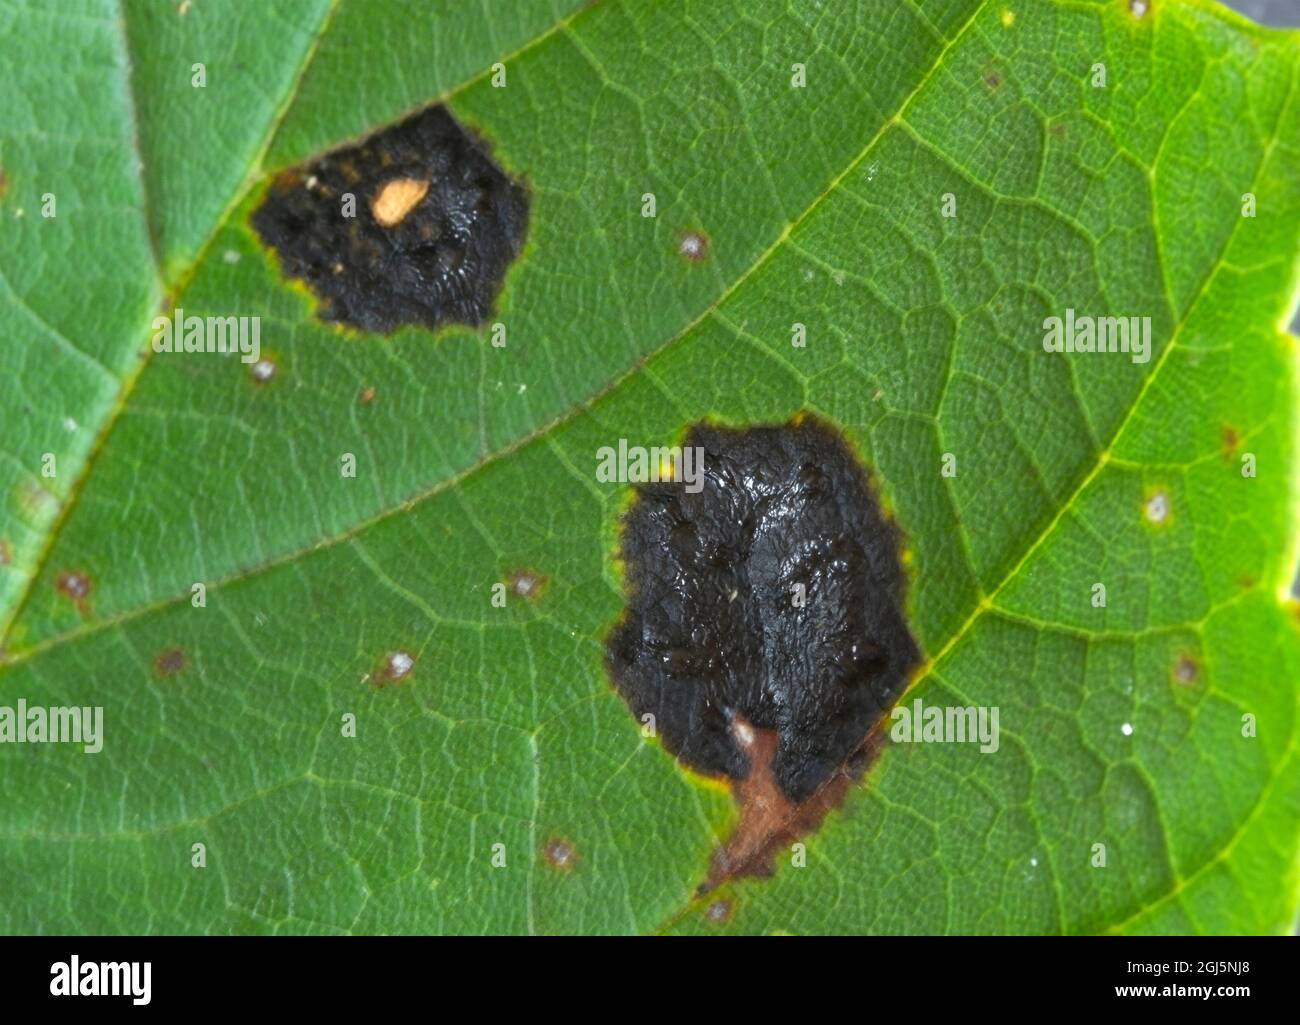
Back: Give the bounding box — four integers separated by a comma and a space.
1121, 722, 1134, 737
678, 231, 709, 262
1143, 490, 1168, 524
386, 651, 414, 679
249, 358, 276, 383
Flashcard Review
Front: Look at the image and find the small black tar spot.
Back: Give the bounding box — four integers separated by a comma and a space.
606, 416, 920, 804
251, 105, 529, 334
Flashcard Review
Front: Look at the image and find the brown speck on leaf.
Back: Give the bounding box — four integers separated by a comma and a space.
1222, 424, 1240, 459
0, 538, 11, 566
678, 230, 710, 263
0, 168, 7, 199
542, 837, 576, 871
1049, 122, 1067, 139
56, 569, 92, 608
983, 67, 1003, 90
1173, 654, 1198, 685
371, 177, 431, 227
359, 386, 376, 404
154, 646, 186, 676
704, 898, 732, 924
508, 567, 547, 601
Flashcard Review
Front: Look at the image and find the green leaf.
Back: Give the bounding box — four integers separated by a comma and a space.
2, 0, 1299, 935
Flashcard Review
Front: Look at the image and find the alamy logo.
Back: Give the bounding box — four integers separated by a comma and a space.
1042, 308, 1151, 364
0, 699, 102, 753
890, 698, 999, 753
50, 956, 151, 1005
151, 307, 261, 364
596, 440, 705, 494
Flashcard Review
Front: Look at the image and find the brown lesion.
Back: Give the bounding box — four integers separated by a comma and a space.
55, 569, 92, 615
365, 649, 416, 688
154, 646, 186, 677
541, 837, 577, 872
677, 230, 710, 263
700, 714, 890, 892
1221, 424, 1240, 461
1171, 653, 1198, 686
507, 567, 548, 601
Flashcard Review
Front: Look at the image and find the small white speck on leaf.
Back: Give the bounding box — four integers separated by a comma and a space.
386, 651, 414, 679
1121, 722, 1134, 736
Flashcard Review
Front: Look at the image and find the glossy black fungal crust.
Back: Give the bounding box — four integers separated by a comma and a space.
250, 105, 528, 333
607, 417, 919, 803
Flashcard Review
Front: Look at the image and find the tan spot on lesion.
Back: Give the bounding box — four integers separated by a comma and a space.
371, 177, 431, 227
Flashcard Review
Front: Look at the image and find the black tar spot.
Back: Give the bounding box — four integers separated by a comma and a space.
251, 105, 529, 333
606, 416, 919, 803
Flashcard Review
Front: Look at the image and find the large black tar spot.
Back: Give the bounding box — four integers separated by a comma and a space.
607, 417, 919, 803
251, 105, 528, 333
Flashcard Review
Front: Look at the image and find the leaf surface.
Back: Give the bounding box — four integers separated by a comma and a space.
2, 0, 1299, 934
